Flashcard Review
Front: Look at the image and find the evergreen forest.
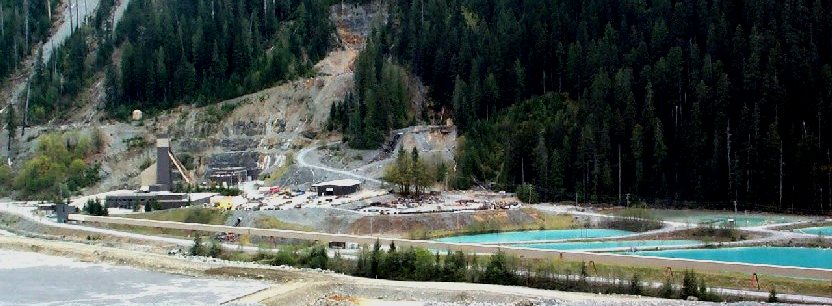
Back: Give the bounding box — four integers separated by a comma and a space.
334, 0, 832, 213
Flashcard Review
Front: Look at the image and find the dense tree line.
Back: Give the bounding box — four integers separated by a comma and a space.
241, 239, 724, 301
0, 0, 58, 81
105, 0, 335, 117
357, 0, 832, 213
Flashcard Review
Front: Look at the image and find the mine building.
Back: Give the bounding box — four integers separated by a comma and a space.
311, 179, 361, 196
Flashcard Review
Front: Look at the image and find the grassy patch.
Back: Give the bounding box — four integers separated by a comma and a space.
101, 208, 232, 238
107, 209, 311, 238
253, 216, 313, 231
198, 102, 238, 125
125, 207, 230, 224
264, 151, 294, 183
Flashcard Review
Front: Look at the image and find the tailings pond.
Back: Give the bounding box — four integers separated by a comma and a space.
518, 239, 702, 251
435, 229, 633, 244
644, 209, 807, 227
795, 226, 832, 236
629, 247, 832, 270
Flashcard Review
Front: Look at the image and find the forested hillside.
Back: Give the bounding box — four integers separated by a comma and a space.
26, 0, 116, 123
349, 0, 832, 213
17, 0, 335, 123
0, 0, 58, 81
105, 0, 334, 117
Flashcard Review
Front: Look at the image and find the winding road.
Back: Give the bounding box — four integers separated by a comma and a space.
295, 144, 383, 185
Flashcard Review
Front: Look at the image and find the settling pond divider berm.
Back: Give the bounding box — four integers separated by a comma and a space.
69, 214, 832, 281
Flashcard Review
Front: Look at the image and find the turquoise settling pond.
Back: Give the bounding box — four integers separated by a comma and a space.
631, 247, 832, 269
646, 209, 805, 227
519, 240, 702, 251
435, 229, 633, 244
796, 226, 832, 236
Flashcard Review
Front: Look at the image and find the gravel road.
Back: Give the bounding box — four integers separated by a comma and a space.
296, 144, 384, 185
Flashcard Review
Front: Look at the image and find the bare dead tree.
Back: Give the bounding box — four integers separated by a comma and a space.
727, 120, 733, 203
779, 142, 783, 209
618, 144, 622, 204
22, 78, 30, 137
24, 0, 29, 48
1, 5, 5, 37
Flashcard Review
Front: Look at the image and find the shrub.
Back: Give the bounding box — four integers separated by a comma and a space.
681, 270, 698, 299
269, 247, 298, 266
83, 199, 108, 216
190, 234, 204, 256
208, 239, 223, 258
659, 278, 675, 299
768, 288, 778, 303
302, 245, 329, 269
629, 273, 643, 295
482, 251, 518, 285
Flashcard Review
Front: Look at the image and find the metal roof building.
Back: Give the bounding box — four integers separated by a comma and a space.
311, 179, 361, 196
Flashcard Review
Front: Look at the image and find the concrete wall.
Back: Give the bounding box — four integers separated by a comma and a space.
68, 214, 832, 280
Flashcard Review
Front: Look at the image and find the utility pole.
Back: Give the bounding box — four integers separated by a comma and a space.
45, 0, 51, 20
